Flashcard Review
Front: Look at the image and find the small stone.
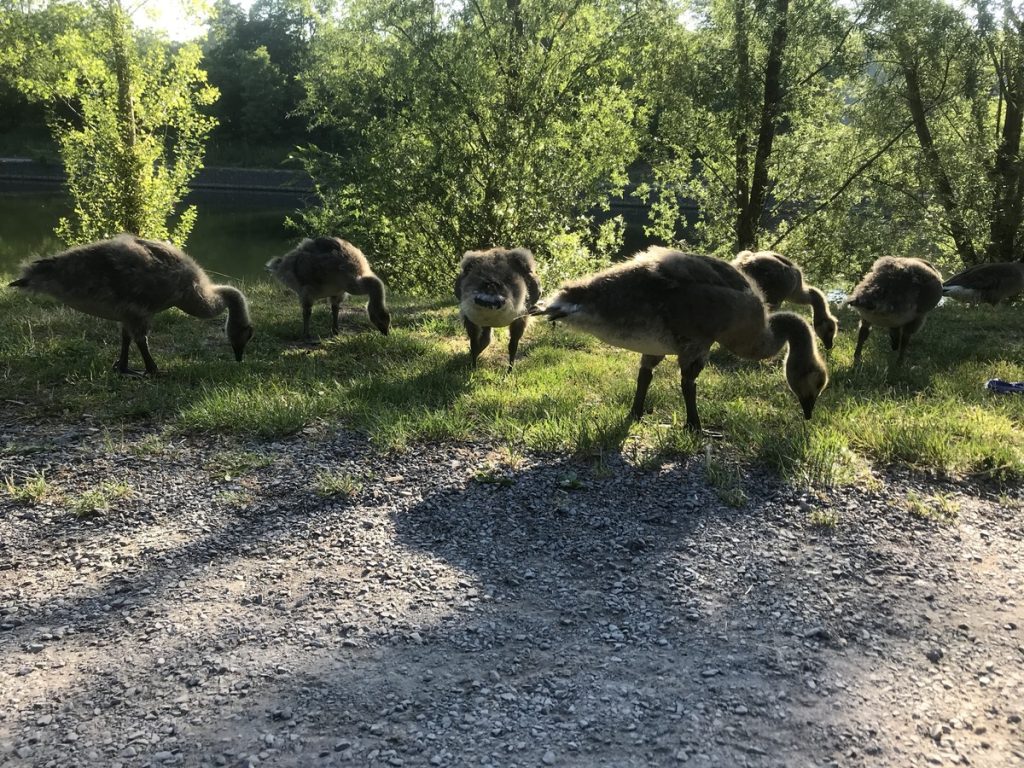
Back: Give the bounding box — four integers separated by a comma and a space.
429, 756, 443, 766
36, 714, 53, 726
925, 648, 943, 664
734, 705, 749, 715
153, 751, 175, 762
700, 668, 721, 678
16, 746, 33, 759
542, 750, 556, 765
1008, 714, 1022, 724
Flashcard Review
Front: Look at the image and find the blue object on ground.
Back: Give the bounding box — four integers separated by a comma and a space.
985, 378, 1024, 395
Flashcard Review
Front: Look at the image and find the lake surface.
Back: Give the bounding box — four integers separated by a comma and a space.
0, 191, 301, 282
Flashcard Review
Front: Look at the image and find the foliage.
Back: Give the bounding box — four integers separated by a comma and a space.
642, 0, 865, 258
201, 0, 322, 155
296, 0, 660, 293
1, 0, 218, 245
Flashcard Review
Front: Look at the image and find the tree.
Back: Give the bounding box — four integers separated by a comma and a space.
2, 0, 218, 244
643, 0, 869, 258
872, 0, 1024, 266
296, 0, 662, 293
201, 0, 322, 155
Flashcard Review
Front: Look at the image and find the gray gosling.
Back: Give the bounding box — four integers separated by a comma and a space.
732, 250, 839, 349
846, 256, 943, 366
942, 261, 1024, 305
9, 234, 253, 375
531, 248, 828, 431
454, 247, 541, 369
266, 237, 391, 340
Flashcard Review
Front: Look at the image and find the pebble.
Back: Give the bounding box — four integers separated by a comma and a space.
542, 750, 556, 764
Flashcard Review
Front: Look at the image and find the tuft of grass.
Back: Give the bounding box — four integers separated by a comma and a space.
127, 433, 177, 459
703, 446, 748, 508
314, 470, 363, 498
2, 282, 1023, 488
4, 470, 54, 504
215, 490, 255, 507
208, 449, 274, 480
68, 481, 133, 518
472, 463, 514, 486
558, 470, 585, 490
808, 507, 839, 529
906, 491, 961, 523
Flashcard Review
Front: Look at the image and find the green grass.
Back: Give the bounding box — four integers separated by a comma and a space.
4, 470, 54, 504
1, 277, 1023, 487
905, 490, 961, 523
208, 448, 275, 480
314, 470, 363, 498
68, 481, 134, 518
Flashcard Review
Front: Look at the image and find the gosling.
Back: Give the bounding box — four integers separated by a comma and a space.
732, 250, 839, 349
846, 256, 943, 365
454, 247, 541, 368
8, 234, 253, 375
942, 261, 1024, 305
531, 248, 828, 432
266, 237, 391, 340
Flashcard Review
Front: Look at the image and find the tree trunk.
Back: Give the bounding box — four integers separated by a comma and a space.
733, 0, 751, 251
987, 42, 1024, 262
901, 55, 980, 264
736, 0, 788, 251
107, 0, 146, 236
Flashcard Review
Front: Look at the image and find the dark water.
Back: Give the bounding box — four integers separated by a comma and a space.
0, 191, 301, 282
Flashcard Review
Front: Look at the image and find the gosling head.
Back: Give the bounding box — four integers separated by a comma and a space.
815, 315, 838, 351
785, 349, 829, 420
369, 302, 391, 336
227, 317, 254, 362
472, 279, 510, 309
264, 256, 282, 276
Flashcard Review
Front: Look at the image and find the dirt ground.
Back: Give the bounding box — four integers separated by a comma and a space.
0, 417, 1022, 768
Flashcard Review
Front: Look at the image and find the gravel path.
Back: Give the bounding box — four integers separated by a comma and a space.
0, 417, 1021, 768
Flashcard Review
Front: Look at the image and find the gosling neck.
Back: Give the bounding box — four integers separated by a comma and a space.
216, 285, 251, 328
798, 285, 833, 325
358, 275, 388, 313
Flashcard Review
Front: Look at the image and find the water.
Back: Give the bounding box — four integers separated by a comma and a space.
0, 191, 301, 282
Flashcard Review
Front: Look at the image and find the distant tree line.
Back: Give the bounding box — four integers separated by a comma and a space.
1, 0, 1022, 293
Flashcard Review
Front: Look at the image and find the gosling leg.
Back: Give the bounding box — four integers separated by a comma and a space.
629, 354, 664, 421
895, 317, 925, 366
853, 320, 872, 364
330, 295, 342, 336
112, 326, 144, 377
463, 316, 491, 366
679, 357, 707, 433
507, 316, 527, 369
131, 323, 159, 376
301, 298, 314, 341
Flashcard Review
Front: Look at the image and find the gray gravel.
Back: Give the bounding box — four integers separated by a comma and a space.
0, 414, 1022, 767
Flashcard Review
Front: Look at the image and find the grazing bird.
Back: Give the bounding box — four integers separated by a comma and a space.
531, 248, 828, 431
8, 234, 253, 375
846, 256, 943, 365
731, 249, 839, 349
266, 237, 391, 340
454, 247, 541, 368
942, 261, 1024, 305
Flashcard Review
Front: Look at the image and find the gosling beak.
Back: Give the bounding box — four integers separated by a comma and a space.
801, 398, 815, 420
